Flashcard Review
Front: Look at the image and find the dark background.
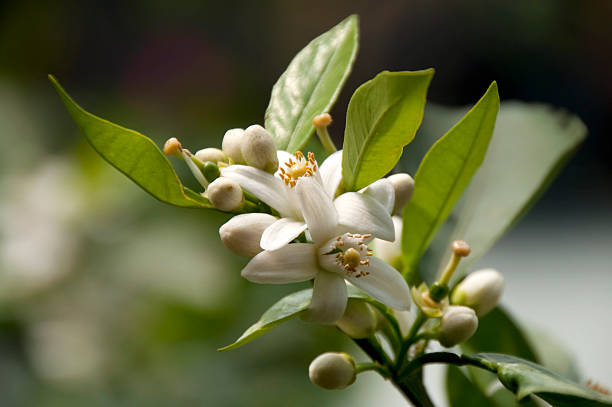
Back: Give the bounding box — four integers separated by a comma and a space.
0, 1, 610, 406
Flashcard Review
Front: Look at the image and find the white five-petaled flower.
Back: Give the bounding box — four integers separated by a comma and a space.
221, 150, 395, 250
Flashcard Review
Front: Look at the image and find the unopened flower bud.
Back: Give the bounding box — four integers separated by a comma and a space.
242, 125, 278, 173
163, 137, 183, 157
336, 299, 378, 339
195, 147, 228, 164
206, 177, 244, 211
374, 216, 403, 270
437, 305, 478, 347
451, 268, 504, 317
387, 173, 414, 214
309, 352, 356, 390
222, 128, 246, 164
219, 213, 277, 256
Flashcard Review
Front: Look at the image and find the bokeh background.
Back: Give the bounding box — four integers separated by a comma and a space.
1, 1, 611, 406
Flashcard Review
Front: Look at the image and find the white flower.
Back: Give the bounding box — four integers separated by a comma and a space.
221, 150, 394, 251
239, 175, 410, 323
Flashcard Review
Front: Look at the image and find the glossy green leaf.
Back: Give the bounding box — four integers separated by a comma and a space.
265, 15, 359, 153
49, 75, 212, 209
342, 69, 434, 191
447, 366, 493, 407
401, 82, 499, 281
464, 353, 612, 406
449, 307, 539, 407
219, 285, 371, 351
411, 102, 587, 282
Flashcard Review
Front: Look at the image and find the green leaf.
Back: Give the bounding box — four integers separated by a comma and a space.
447, 366, 493, 407
450, 307, 540, 407
49, 75, 212, 209
265, 15, 359, 153
401, 82, 499, 281
410, 102, 587, 283
219, 285, 376, 351
464, 353, 612, 406
342, 69, 434, 191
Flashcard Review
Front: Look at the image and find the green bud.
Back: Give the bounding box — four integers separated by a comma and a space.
202, 161, 220, 182
309, 352, 356, 390
336, 299, 378, 339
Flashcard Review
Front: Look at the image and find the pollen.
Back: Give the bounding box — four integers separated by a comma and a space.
278, 151, 318, 187
332, 233, 371, 278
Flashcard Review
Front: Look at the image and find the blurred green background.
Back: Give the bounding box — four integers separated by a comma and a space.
1, 1, 611, 406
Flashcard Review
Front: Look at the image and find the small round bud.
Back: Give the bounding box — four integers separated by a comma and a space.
336, 299, 378, 339
451, 268, 504, 317
242, 125, 279, 173
387, 173, 414, 214
451, 240, 471, 257
206, 177, 244, 211
202, 161, 221, 182
309, 352, 356, 390
313, 113, 332, 128
222, 128, 246, 164
163, 137, 183, 157
219, 213, 277, 256
195, 147, 228, 164
437, 305, 478, 347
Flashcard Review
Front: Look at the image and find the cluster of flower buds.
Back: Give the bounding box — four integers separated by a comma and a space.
162, 123, 279, 213
408, 240, 505, 348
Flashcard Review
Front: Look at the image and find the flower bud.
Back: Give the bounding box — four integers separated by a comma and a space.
309, 352, 356, 390
335, 299, 378, 339
437, 305, 478, 347
195, 147, 228, 164
242, 125, 279, 173
387, 173, 414, 214
451, 268, 504, 317
222, 128, 246, 164
373, 216, 402, 270
206, 177, 244, 211
219, 213, 277, 257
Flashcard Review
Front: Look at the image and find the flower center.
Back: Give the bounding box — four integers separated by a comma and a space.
331, 233, 373, 278
279, 151, 317, 188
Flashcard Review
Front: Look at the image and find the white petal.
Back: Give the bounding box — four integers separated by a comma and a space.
303, 271, 348, 324
334, 192, 395, 241
221, 165, 294, 217
359, 179, 395, 215
319, 150, 343, 198
373, 216, 403, 267
348, 257, 411, 310
295, 177, 338, 245
241, 243, 317, 283
260, 218, 307, 251
275, 150, 293, 173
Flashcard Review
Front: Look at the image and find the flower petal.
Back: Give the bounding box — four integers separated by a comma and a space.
348, 257, 411, 310
260, 218, 307, 251
359, 178, 395, 215
295, 177, 338, 245
221, 165, 294, 217
219, 213, 278, 257
334, 192, 395, 241
275, 150, 293, 176
241, 243, 317, 283
303, 271, 348, 324
319, 150, 343, 198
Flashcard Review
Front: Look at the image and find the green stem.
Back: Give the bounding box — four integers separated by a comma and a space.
315, 126, 337, 154
398, 352, 497, 379
395, 310, 426, 371
355, 362, 390, 377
